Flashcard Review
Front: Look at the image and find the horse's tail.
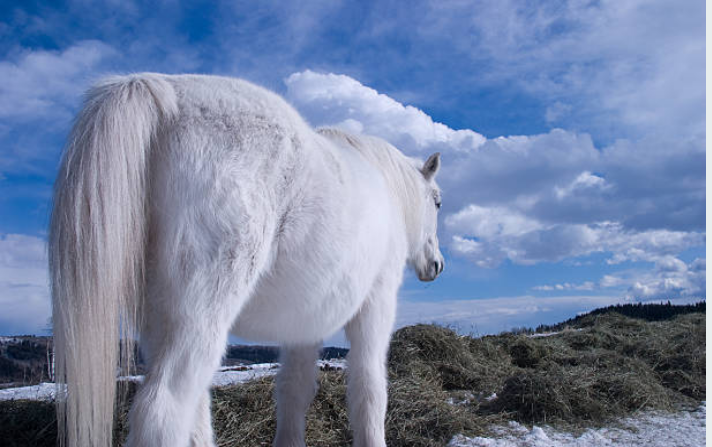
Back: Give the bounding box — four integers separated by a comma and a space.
49, 74, 178, 447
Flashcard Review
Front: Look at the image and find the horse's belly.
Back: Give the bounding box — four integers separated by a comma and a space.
230, 268, 368, 345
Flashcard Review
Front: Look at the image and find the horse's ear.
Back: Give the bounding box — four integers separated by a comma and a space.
421, 152, 441, 180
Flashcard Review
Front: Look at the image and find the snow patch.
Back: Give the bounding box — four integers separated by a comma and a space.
0, 382, 56, 401
449, 403, 706, 447
528, 329, 582, 339
210, 362, 280, 387
0, 359, 347, 401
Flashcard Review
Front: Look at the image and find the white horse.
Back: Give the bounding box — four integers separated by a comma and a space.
49, 73, 444, 447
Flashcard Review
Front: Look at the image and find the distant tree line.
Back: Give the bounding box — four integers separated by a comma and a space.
536, 301, 706, 333
1, 338, 350, 386
224, 345, 349, 365
0, 337, 53, 386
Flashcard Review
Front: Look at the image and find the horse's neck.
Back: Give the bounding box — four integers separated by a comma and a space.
370, 149, 422, 249
320, 130, 422, 245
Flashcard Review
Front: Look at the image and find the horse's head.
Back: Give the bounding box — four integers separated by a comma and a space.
409, 152, 444, 282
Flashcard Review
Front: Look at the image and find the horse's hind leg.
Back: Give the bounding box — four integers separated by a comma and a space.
273, 343, 321, 447
189, 391, 215, 447
127, 239, 270, 447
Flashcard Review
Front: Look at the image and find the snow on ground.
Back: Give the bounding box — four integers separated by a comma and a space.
0, 359, 347, 402
527, 329, 582, 338
0, 382, 56, 401
210, 362, 280, 387
449, 403, 706, 447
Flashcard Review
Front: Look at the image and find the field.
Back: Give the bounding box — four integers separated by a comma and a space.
0, 304, 705, 446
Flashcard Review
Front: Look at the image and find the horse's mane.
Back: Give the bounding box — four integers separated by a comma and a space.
317, 128, 425, 244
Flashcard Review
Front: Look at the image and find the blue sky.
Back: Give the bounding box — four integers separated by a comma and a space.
0, 0, 706, 339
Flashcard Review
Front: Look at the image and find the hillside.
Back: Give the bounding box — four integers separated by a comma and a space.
535, 301, 706, 332
0, 305, 705, 446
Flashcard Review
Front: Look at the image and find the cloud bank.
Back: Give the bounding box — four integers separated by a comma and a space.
285, 70, 486, 154
0, 234, 49, 335
285, 70, 705, 301
0, 40, 115, 123
418, 0, 705, 141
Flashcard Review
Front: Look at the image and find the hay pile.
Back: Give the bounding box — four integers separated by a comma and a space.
380, 312, 704, 433
212, 369, 484, 447
0, 311, 705, 446
483, 313, 705, 424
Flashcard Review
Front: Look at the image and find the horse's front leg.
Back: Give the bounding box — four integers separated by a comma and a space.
273, 343, 321, 447
344, 274, 399, 447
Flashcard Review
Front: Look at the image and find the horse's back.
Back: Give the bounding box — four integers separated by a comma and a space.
167, 74, 307, 131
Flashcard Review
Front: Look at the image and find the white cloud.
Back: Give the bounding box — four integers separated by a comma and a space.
603, 230, 706, 264
622, 257, 705, 301
0, 234, 50, 335
533, 282, 595, 292
600, 274, 626, 289
554, 171, 610, 200
545, 101, 572, 124
285, 70, 486, 154
447, 208, 704, 268
532, 256, 706, 301
446, 204, 542, 239
0, 40, 116, 122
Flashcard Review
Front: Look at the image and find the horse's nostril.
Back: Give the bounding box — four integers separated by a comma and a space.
433, 260, 443, 276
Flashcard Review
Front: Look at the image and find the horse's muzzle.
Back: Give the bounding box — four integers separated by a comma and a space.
418, 259, 444, 282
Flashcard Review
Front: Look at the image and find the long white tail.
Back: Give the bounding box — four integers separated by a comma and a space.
49, 74, 178, 447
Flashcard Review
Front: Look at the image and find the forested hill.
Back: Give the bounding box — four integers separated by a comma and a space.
536, 301, 705, 333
